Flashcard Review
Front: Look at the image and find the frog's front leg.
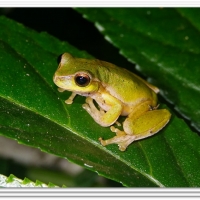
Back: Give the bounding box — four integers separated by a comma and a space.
99, 106, 171, 151
65, 92, 77, 104
83, 96, 123, 127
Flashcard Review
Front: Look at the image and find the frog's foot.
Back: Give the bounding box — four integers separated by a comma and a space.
99, 134, 136, 151
65, 92, 77, 104
83, 97, 107, 126
115, 121, 121, 126
83, 97, 121, 127
110, 126, 124, 136
99, 126, 136, 151
83, 97, 102, 116
83, 97, 97, 112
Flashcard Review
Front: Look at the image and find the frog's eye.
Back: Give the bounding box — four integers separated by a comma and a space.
74, 73, 91, 87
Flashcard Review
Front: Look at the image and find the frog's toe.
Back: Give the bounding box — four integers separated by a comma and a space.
99, 135, 136, 151
85, 96, 93, 104
65, 99, 73, 104
110, 126, 126, 136
99, 137, 106, 146
82, 103, 90, 112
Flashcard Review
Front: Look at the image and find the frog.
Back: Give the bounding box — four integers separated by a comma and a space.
53, 53, 171, 151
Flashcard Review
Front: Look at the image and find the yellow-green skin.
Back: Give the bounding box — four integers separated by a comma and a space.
53, 53, 171, 151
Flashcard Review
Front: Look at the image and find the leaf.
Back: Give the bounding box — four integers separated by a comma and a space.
0, 174, 59, 187
0, 14, 200, 187
76, 8, 200, 131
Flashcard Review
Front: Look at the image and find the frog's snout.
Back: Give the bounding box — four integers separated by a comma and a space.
53, 75, 66, 83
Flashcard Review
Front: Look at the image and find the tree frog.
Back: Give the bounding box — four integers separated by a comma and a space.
53, 53, 171, 151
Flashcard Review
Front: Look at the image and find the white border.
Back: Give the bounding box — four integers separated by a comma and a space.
0, 3, 199, 199
0, 0, 200, 7
0, 188, 200, 197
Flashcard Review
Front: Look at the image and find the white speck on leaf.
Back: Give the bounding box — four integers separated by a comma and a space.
95, 22, 105, 32
185, 36, 189, 40
84, 163, 93, 168
147, 10, 151, 15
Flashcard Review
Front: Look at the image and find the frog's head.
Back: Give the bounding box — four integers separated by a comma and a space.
53, 53, 100, 95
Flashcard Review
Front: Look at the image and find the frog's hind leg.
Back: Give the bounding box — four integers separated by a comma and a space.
99, 109, 171, 151
99, 127, 136, 151
123, 109, 171, 141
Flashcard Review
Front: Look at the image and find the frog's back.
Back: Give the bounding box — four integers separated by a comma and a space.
71, 56, 158, 106
95, 60, 158, 106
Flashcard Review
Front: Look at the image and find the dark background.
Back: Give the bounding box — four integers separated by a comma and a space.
4, 8, 135, 70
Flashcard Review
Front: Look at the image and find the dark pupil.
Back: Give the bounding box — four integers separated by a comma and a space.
75, 76, 89, 86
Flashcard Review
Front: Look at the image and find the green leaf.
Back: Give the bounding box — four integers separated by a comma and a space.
0, 13, 200, 187
0, 174, 58, 187
76, 8, 200, 131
